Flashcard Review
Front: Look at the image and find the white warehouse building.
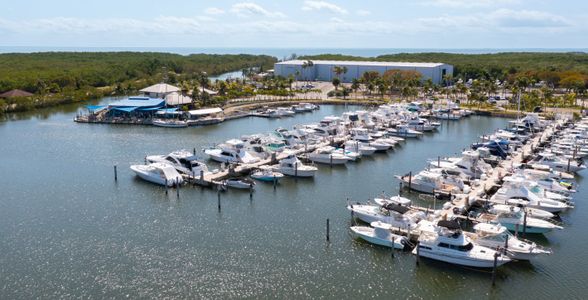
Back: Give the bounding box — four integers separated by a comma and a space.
274, 60, 453, 84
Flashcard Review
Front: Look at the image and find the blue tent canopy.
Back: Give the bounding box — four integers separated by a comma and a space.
108, 97, 164, 108
111, 106, 138, 113
86, 105, 107, 112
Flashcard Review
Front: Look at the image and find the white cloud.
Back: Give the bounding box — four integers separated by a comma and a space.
204, 7, 225, 15
302, 1, 348, 14
489, 9, 569, 27
357, 10, 371, 16
424, 0, 519, 8
231, 2, 285, 18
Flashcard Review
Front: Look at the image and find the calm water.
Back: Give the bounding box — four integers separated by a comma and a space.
0, 103, 586, 299
1, 47, 587, 58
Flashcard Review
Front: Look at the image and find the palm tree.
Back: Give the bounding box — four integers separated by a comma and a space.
333, 66, 348, 82
351, 79, 360, 99
332, 77, 341, 91
301, 60, 314, 83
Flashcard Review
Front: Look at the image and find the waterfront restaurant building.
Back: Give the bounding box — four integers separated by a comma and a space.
274, 60, 453, 84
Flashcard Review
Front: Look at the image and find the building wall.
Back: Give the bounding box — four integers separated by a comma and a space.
274, 62, 453, 84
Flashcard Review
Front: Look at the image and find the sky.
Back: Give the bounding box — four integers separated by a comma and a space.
1, 0, 587, 49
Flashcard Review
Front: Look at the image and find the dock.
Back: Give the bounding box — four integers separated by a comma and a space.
439, 120, 563, 219
186, 136, 349, 187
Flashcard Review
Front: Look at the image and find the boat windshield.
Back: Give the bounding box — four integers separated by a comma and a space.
438, 242, 474, 252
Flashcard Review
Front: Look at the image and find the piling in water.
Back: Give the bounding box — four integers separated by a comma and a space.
492, 252, 498, 286
326, 218, 330, 242
114, 165, 117, 181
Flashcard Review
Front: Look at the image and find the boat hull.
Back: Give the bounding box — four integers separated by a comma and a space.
350, 226, 405, 250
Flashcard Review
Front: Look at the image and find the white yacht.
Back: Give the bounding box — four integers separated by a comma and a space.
532, 152, 586, 173
350, 128, 392, 151
350, 221, 409, 250
465, 223, 551, 260
490, 178, 572, 213
488, 204, 555, 220
305, 146, 352, 165
146, 150, 210, 177
430, 150, 492, 179
130, 162, 183, 187
271, 154, 318, 177
387, 125, 423, 138
413, 220, 511, 268
476, 210, 563, 234
344, 140, 377, 156
396, 170, 466, 194
204, 139, 261, 164
346, 203, 425, 231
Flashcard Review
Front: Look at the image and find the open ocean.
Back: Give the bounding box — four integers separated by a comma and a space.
0, 47, 586, 58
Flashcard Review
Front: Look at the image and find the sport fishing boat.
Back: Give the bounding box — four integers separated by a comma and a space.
130, 162, 183, 187
476, 210, 563, 234
271, 154, 318, 177
387, 124, 423, 138
413, 220, 511, 268
305, 146, 352, 165
465, 223, 551, 260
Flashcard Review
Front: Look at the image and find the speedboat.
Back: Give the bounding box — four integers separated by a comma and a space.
413, 220, 511, 268
305, 146, 352, 165
465, 223, 551, 260
272, 154, 317, 177
130, 162, 183, 187
224, 178, 256, 189
146, 150, 211, 177
350, 221, 409, 250
250, 167, 285, 182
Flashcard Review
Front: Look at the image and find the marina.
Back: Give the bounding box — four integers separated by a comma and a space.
1, 100, 587, 298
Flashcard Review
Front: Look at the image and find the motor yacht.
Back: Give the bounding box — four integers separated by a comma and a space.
130, 162, 183, 187
146, 150, 211, 177
413, 220, 511, 268
204, 139, 261, 164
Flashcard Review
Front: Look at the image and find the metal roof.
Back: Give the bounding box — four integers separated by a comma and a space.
140, 83, 181, 94
276, 60, 447, 68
